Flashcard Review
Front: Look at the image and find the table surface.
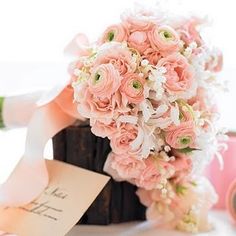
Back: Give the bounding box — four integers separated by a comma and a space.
67, 210, 235, 236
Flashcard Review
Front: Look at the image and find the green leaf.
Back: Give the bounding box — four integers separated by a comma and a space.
177, 147, 200, 154
0, 97, 5, 128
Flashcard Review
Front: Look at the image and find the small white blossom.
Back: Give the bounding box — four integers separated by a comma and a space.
164, 145, 171, 152
73, 68, 81, 76
141, 59, 149, 67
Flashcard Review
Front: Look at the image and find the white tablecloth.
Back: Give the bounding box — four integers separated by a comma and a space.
67, 210, 235, 236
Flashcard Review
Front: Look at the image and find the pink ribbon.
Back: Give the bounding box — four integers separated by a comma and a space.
0, 34, 88, 207
0, 84, 84, 207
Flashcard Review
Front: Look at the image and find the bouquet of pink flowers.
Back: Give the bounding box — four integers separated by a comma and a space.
68, 8, 226, 233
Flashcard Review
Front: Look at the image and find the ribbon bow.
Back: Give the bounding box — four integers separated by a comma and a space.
0, 34, 88, 207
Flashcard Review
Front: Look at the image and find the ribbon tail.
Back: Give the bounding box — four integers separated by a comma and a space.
2, 92, 43, 129
0, 101, 76, 207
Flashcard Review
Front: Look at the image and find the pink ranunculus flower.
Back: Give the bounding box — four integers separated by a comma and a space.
77, 88, 129, 123
177, 17, 204, 47
165, 121, 196, 149
110, 123, 138, 154
157, 53, 194, 94
94, 43, 136, 75
88, 63, 121, 98
121, 9, 157, 32
135, 157, 175, 190
107, 152, 146, 180
120, 72, 146, 104
143, 48, 162, 65
90, 119, 118, 138
148, 25, 180, 55
100, 24, 128, 43
178, 101, 195, 122
128, 31, 150, 54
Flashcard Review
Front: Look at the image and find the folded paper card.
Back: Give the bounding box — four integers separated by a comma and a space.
0, 160, 110, 236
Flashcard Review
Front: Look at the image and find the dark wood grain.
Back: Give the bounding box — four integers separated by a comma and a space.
52, 123, 146, 225
52, 129, 66, 162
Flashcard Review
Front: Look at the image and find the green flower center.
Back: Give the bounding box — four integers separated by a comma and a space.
160, 30, 174, 41
132, 80, 142, 89
107, 31, 115, 41
93, 72, 101, 84
179, 136, 191, 146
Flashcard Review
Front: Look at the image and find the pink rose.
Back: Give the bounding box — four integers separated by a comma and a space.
135, 158, 175, 190
110, 120, 153, 159
90, 119, 118, 138
94, 43, 136, 75
106, 152, 146, 179
77, 88, 129, 122
120, 72, 146, 104
148, 25, 180, 55
165, 121, 196, 149
110, 123, 138, 154
88, 63, 121, 98
128, 31, 150, 53
157, 53, 194, 94
100, 24, 128, 43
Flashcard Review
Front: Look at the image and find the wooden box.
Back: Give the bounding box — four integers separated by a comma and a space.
52, 123, 146, 225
